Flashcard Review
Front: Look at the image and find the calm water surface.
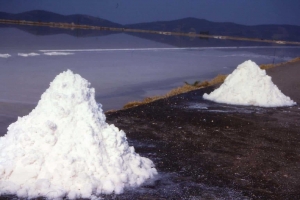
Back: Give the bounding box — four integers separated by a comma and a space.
0, 26, 299, 111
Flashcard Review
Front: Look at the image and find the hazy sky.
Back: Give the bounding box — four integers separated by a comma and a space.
1, 0, 300, 25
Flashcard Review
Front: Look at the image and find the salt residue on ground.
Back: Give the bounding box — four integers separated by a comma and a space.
18, 53, 40, 57
0, 54, 11, 58
0, 70, 157, 199
203, 60, 296, 107
44, 52, 74, 56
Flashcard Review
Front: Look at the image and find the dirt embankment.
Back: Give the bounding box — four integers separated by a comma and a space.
107, 85, 300, 199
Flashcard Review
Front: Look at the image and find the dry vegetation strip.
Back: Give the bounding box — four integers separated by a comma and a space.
122, 57, 300, 110
123, 74, 227, 109
260, 57, 300, 70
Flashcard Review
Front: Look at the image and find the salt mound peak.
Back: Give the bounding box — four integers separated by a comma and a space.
203, 60, 296, 107
0, 70, 157, 199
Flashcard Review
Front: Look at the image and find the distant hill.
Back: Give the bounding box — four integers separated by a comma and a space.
125, 17, 300, 42
1, 10, 300, 42
0, 10, 122, 28
0, 23, 117, 38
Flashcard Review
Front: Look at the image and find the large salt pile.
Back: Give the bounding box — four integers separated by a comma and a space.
0, 70, 157, 199
203, 60, 296, 107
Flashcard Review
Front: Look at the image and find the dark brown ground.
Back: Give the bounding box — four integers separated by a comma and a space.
106, 85, 300, 199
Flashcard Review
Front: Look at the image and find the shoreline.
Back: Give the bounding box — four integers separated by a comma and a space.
2, 19, 300, 46
120, 57, 300, 111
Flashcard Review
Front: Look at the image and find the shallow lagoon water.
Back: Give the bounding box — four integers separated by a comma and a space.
0, 26, 300, 112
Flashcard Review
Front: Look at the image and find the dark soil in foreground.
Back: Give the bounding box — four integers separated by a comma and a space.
105, 86, 300, 199
0, 86, 299, 200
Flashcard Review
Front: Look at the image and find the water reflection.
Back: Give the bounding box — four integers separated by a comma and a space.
0, 25, 299, 114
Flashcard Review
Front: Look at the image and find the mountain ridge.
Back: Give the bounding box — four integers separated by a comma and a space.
0, 10, 122, 28
125, 17, 300, 41
1, 10, 300, 42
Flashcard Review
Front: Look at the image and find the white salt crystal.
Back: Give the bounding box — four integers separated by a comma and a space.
0, 70, 157, 199
203, 60, 296, 107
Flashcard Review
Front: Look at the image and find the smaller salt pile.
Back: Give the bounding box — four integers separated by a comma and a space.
203, 60, 296, 107
0, 70, 157, 199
